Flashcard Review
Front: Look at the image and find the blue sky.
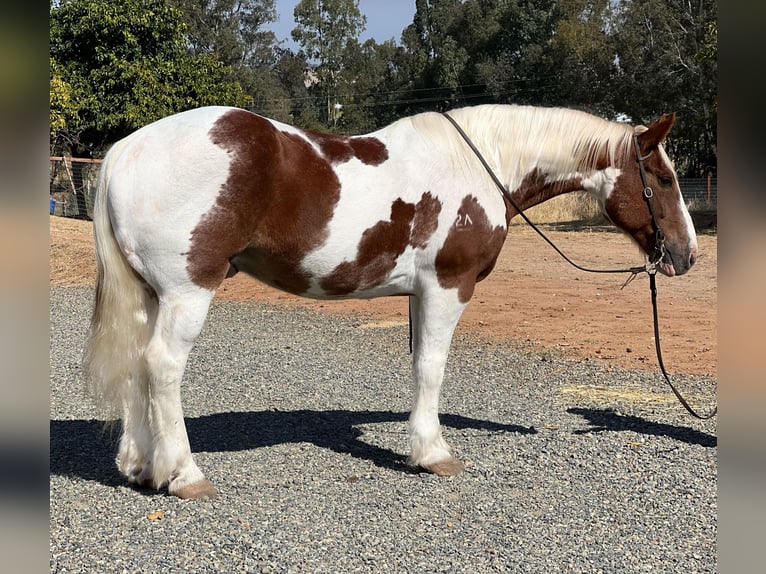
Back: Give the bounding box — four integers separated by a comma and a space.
270, 0, 417, 48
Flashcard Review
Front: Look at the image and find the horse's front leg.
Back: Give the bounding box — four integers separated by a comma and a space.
407, 288, 468, 476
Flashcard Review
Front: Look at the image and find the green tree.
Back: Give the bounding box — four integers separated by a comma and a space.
168, 0, 291, 120
544, 0, 617, 115
169, 0, 277, 67
50, 0, 251, 156
401, 0, 559, 109
331, 38, 409, 133
612, 0, 717, 176
291, 0, 366, 126
400, 0, 466, 111
475, 0, 559, 104
269, 49, 320, 127
49, 58, 78, 146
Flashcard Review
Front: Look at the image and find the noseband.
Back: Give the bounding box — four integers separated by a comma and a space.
439, 112, 716, 420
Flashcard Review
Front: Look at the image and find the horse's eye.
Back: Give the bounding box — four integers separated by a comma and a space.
658, 176, 673, 187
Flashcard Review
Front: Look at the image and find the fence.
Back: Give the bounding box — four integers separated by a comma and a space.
49, 157, 717, 220
49, 157, 102, 219
678, 176, 717, 210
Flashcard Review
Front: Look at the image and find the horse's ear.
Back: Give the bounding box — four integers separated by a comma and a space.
637, 112, 676, 154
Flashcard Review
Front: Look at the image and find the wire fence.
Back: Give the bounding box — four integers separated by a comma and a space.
48, 157, 717, 221
49, 157, 102, 219
678, 177, 717, 210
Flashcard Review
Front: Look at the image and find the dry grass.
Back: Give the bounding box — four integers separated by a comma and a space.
49, 215, 96, 287
561, 385, 675, 406
521, 191, 603, 224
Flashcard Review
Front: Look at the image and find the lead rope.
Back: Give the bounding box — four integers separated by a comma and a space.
648, 273, 716, 418
436, 111, 716, 420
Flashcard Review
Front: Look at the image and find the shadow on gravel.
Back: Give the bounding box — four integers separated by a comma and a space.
50, 411, 536, 485
568, 408, 717, 448
49, 420, 122, 486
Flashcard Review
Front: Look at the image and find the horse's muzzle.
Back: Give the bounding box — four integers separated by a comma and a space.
660, 243, 698, 277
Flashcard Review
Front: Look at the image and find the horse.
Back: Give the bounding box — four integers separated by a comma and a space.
83, 104, 698, 499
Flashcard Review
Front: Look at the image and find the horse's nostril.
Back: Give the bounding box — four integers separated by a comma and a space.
689, 248, 698, 268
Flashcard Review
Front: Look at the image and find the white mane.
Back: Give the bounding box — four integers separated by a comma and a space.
407, 104, 635, 184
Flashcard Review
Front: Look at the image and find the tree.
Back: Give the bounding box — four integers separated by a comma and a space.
168, 0, 291, 119
170, 0, 278, 67
611, 0, 717, 176
269, 48, 320, 127
49, 58, 78, 146
291, 0, 366, 126
544, 0, 618, 115
400, 0, 560, 109
476, 0, 560, 104
49, 0, 252, 156
399, 0, 467, 111
330, 38, 409, 133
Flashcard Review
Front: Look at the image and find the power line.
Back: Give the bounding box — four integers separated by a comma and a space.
248, 75, 570, 115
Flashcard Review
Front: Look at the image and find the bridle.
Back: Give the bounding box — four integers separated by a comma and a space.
436, 112, 716, 420
633, 135, 667, 270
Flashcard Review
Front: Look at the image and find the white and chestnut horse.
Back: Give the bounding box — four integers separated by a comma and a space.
83, 104, 697, 498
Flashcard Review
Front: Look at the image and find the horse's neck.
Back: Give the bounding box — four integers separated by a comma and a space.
507, 168, 589, 213
464, 108, 622, 212
459, 118, 601, 212
405, 105, 624, 212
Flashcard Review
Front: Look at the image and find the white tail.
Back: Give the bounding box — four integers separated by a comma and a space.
82, 138, 153, 418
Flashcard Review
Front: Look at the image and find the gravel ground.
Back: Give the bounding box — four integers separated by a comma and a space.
50, 287, 717, 573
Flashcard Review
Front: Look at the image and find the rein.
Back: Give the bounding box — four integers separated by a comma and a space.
438, 111, 716, 420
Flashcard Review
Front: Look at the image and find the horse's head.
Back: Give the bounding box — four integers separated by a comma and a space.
606, 113, 698, 277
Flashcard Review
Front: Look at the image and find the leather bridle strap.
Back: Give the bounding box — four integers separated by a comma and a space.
648, 270, 717, 419
632, 135, 667, 268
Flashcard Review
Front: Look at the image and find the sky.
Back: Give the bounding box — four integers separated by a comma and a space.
269, 0, 417, 49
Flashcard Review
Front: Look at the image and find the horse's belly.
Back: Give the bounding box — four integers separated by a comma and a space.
232, 243, 417, 300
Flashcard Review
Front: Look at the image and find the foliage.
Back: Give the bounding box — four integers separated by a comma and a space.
169, 0, 278, 68
50, 58, 78, 143
291, 0, 366, 126
612, 0, 717, 175
50, 0, 251, 155
544, 0, 618, 116
48, 0, 716, 174
168, 0, 290, 120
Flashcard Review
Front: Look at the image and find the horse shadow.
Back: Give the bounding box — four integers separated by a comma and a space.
49, 410, 536, 487
567, 407, 717, 448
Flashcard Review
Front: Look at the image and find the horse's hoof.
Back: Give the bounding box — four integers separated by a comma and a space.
422, 458, 465, 477
173, 479, 218, 499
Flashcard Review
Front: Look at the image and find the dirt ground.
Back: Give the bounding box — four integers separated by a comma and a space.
50, 215, 716, 377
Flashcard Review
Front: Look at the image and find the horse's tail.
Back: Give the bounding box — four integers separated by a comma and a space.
82, 137, 153, 418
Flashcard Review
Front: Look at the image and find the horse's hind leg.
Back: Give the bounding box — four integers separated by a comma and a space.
408, 288, 468, 476
143, 289, 217, 499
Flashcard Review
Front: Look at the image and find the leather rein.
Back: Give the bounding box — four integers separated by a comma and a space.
439, 111, 716, 420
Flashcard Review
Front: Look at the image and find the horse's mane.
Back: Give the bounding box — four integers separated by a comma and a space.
406, 104, 635, 178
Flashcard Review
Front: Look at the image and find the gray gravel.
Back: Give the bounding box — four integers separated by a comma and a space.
50, 287, 717, 573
